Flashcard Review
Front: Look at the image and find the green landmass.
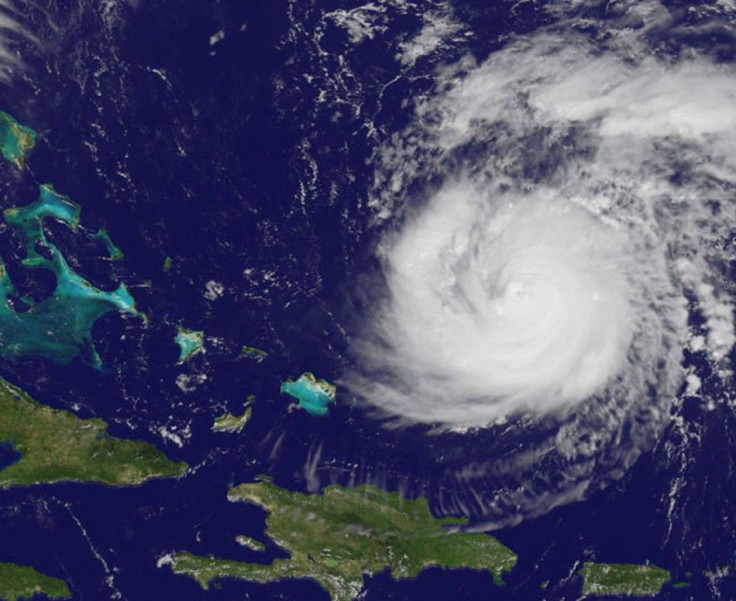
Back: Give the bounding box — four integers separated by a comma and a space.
240, 345, 268, 362
579, 562, 670, 597
0, 184, 141, 367
167, 480, 518, 601
0, 111, 36, 168
163, 256, 172, 272
280, 372, 336, 417
212, 404, 252, 434
0, 376, 187, 487
0, 563, 71, 601
175, 327, 204, 363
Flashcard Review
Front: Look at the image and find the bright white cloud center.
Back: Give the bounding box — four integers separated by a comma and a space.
382, 188, 636, 422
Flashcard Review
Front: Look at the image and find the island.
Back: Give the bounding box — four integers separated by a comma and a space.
175, 327, 205, 363
579, 562, 671, 597
0, 563, 70, 601
0, 110, 36, 168
0, 184, 142, 367
0, 376, 187, 487
280, 372, 336, 416
91, 228, 124, 260
212, 400, 253, 434
165, 479, 518, 601
240, 345, 268, 362
235, 535, 264, 551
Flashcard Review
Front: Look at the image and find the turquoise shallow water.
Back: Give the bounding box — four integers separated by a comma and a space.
280, 373, 335, 417
0, 182, 140, 367
175, 327, 205, 363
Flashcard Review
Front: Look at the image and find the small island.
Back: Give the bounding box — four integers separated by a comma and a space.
92, 228, 124, 260
240, 345, 268, 362
280, 372, 336, 416
579, 562, 670, 597
0, 562, 71, 601
0, 110, 36, 168
0, 377, 187, 487
212, 400, 253, 434
166, 479, 518, 601
235, 535, 265, 551
175, 327, 205, 363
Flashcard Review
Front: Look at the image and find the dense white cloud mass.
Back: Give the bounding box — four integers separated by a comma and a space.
344, 0, 736, 521
364, 183, 683, 424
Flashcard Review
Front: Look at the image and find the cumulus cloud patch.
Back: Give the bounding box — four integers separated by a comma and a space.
0, 0, 44, 83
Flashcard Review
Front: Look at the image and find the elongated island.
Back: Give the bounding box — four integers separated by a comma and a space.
579, 562, 671, 597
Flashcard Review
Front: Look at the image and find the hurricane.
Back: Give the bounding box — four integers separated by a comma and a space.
344, 0, 736, 524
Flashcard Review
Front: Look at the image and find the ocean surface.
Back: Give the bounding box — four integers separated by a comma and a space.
0, 1, 734, 599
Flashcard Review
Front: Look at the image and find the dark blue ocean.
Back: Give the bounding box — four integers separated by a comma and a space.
0, 0, 734, 599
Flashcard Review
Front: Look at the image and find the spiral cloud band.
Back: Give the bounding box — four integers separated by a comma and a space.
342, 2, 736, 524
377, 184, 647, 423
347, 2, 736, 436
